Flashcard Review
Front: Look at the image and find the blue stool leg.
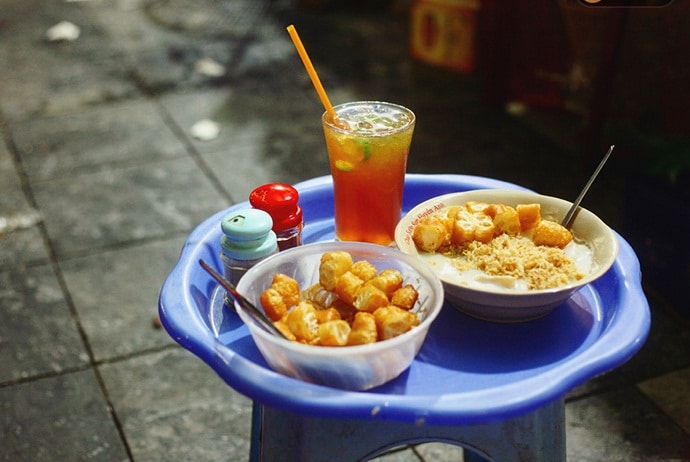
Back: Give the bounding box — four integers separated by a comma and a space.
250, 402, 262, 462
252, 397, 565, 462
463, 449, 490, 462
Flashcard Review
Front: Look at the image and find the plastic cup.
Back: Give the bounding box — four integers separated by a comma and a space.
322, 101, 416, 246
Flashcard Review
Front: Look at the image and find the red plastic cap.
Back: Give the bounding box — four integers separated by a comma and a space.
249, 183, 303, 232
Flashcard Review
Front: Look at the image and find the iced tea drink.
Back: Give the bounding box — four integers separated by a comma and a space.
322, 101, 415, 245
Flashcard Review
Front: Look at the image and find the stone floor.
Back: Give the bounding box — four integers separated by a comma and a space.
1, 0, 689, 461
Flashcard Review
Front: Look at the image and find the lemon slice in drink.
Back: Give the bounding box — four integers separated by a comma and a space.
335, 160, 355, 172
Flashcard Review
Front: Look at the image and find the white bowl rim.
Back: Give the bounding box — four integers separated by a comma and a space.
236, 241, 445, 357
394, 189, 619, 297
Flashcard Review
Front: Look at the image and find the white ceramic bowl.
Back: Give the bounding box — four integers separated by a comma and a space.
235, 241, 444, 390
395, 189, 619, 322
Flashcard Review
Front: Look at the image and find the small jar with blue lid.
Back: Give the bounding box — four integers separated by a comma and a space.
219, 209, 278, 292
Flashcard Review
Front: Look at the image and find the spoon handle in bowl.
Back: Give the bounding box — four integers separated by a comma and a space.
562, 145, 614, 228
199, 259, 288, 339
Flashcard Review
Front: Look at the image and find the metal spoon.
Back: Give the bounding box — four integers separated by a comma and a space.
199, 259, 289, 339
561, 145, 615, 228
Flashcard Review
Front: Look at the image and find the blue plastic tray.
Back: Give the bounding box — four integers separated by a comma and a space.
158, 174, 650, 425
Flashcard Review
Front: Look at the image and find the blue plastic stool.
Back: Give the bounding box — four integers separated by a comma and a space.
159, 174, 650, 462
251, 398, 564, 461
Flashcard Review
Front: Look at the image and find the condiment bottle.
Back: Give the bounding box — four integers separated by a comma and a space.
219, 208, 278, 291
249, 183, 304, 250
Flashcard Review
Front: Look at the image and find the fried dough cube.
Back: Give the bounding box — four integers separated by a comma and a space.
317, 320, 351, 346
441, 205, 462, 226
482, 203, 500, 219
286, 301, 319, 342
273, 319, 296, 341
465, 201, 489, 213
315, 307, 341, 324
517, 203, 541, 231
302, 283, 337, 309
335, 271, 364, 306
319, 251, 353, 290
412, 216, 450, 252
390, 284, 419, 311
260, 287, 289, 321
373, 305, 420, 340
532, 220, 573, 249
486, 204, 521, 236
347, 312, 378, 345
353, 284, 389, 313
368, 269, 403, 297
351, 260, 378, 282
270, 273, 301, 308
452, 210, 495, 244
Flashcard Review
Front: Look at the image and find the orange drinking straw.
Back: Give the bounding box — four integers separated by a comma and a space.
286, 24, 336, 119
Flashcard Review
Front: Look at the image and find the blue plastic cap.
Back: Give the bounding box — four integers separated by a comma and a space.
220, 209, 278, 260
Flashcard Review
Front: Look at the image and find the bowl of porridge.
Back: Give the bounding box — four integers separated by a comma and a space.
394, 189, 618, 322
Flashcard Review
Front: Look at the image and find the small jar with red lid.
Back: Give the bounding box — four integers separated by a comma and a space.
249, 183, 304, 250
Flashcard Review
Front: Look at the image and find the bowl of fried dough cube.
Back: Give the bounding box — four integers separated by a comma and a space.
395, 189, 618, 322
234, 241, 444, 390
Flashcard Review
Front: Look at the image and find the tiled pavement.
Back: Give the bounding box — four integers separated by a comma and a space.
1, 1, 689, 461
